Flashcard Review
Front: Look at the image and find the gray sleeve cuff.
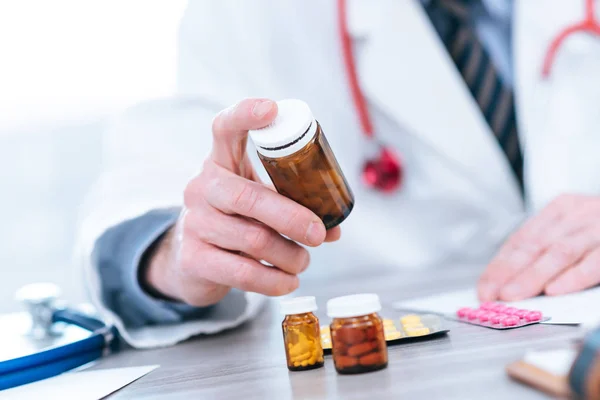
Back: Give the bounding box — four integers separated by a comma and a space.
92, 208, 214, 328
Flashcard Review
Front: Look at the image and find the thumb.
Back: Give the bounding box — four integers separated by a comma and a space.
210, 98, 277, 174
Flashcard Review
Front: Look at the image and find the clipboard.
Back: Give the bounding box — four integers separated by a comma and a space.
506, 327, 600, 400
506, 359, 571, 398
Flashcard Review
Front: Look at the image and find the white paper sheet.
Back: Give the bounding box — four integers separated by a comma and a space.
524, 348, 578, 377
393, 286, 600, 327
1, 365, 159, 400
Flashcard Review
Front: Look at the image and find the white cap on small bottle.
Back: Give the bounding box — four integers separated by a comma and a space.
248, 99, 318, 158
279, 296, 318, 315
326, 293, 382, 318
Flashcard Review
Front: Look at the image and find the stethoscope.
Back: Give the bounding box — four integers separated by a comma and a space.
0, 283, 118, 391
337, 0, 600, 194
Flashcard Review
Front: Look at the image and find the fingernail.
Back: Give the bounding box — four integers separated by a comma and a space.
252, 101, 274, 118
305, 221, 324, 246
501, 283, 522, 299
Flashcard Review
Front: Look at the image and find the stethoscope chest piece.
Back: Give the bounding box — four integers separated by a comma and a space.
0, 282, 118, 391
15, 283, 64, 340
361, 146, 403, 193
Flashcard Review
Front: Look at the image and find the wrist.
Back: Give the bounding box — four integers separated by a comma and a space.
139, 226, 179, 302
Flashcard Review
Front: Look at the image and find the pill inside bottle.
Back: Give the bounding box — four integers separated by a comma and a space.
248, 99, 354, 229
327, 293, 388, 374
280, 296, 325, 371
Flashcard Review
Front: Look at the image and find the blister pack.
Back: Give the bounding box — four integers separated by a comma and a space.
320, 313, 449, 354
451, 302, 549, 329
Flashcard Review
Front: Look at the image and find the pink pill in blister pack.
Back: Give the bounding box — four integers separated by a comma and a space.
514, 309, 529, 319
478, 312, 494, 323
492, 304, 508, 313
457, 307, 471, 318
526, 311, 542, 322
503, 307, 518, 315
453, 302, 548, 329
502, 316, 520, 327
490, 314, 505, 325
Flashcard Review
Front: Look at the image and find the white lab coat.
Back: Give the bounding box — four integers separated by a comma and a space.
74, 0, 600, 348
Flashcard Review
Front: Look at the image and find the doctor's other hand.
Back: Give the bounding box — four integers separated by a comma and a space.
478, 194, 600, 302
143, 98, 341, 307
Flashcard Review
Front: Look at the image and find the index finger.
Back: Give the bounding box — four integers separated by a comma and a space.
477, 206, 562, 301
205, 166, 327, 247
211, 98, 278, 173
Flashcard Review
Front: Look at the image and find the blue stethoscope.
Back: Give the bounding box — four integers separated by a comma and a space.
0, 283, 118, 391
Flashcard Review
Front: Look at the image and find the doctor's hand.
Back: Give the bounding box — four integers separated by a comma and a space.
478, 194, 600, 302
143, 98, 341, 307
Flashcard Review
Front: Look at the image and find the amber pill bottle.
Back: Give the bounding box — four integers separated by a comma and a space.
248, 99, 354, 229
280, 296, 325, 371
326, 294, 388, 374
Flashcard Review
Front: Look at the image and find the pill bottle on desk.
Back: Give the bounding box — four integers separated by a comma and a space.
248, 99, 354, 229
326, 294, 388, 374
280, 296, 325, 371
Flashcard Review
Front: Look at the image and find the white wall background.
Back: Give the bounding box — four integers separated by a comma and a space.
0, 0, 187, 313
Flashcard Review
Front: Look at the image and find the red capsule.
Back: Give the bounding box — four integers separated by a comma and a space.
492, 304, 508, 313
478, 312, 493, 322
457, 307, 472, 318
525, 311, 542, 322
502, 316, 520, 327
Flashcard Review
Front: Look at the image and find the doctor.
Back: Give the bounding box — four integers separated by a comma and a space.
75, 0, 600, 348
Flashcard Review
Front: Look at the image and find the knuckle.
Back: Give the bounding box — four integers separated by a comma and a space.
282, 206, 305, 233
245, 226, 272, 254
183, 180, 200, 207
205, 174, 225, 195
232, 261, 255, 290
182, 284, 228, 307
184, 174, 213, 207
288, 248, 310, 274
296, 248, 310, 271
211, 108, 229, 137
181, 208, 216, 243
517, 236, 547, 256
275, 276, 299, 296
231, 183, 260, 214
548, 242, 580, 263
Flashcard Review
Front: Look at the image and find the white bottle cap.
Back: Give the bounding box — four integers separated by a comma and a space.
279, 296, 318, 315
326, 293, 382, 318
248, 99, 318, 158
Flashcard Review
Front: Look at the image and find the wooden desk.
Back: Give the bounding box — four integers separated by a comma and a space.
99, 264, 581, 399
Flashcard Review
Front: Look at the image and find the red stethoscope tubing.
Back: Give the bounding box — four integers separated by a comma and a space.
542, 0, 600, 78
337, 0, 374, 137
337, 0, 403, 193
340, 0, 600, 122
338, 0, 599, 191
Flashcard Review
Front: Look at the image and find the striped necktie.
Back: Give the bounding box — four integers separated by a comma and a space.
425, 0, 524, 188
